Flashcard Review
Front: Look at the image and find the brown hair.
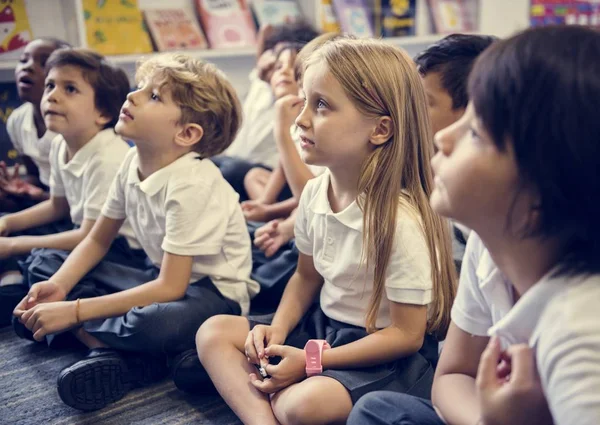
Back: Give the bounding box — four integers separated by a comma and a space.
45, 48, 129, 128
135, 53, 242, 157
306, 38, 457, 338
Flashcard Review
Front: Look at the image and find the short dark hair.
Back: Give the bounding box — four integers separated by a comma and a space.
45, 48, 130, 129
469, 25, 600, 275
414, 34, 496, 109
38, 37, 72, 50
263, 21, 320, 52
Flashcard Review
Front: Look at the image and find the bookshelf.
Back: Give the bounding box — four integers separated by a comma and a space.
0, 0, 531, 97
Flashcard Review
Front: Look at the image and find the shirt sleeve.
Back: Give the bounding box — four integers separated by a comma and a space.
49, 137, 66, 198
82, 154, 120, 221
293, 179, 314, 256
161, 179, 228, 256
450, 233, 494, 336
101, 151, 131, 220
384, 214, 432, 305
6, 109, 22, 154
535, 283, 600, 425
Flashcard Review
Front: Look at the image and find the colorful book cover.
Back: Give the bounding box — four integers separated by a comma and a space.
373, 0, 416, 37
250, 0, 303, 26
0, 2, 32, 55
530, 1, 600, 27
0, 84, 22, 166
332, 0, 374, 37
195, 0, 257, 49
83, 0, 153, 55
145, 9, 208, 51
320, 0, 341, 32
427, 0, 478, 33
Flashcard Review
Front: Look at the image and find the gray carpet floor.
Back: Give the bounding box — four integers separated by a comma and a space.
0, 326, 242, 425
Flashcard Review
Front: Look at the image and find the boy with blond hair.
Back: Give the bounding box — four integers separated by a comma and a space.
13, 53, 258, 411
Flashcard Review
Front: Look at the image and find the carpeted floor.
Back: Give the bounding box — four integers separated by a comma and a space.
0, 326, 241, 425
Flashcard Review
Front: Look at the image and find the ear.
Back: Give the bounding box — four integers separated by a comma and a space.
95, 113, 112, 128
369, 116, 394, 146
174, 123, 204, 148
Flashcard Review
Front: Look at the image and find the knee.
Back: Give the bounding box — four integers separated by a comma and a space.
272, 388, 325, 425
347, 393, 381, 425
243, 167, 261, 188
196, 315, 239, 359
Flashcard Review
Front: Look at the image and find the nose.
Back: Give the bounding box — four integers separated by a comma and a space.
433, 122, 458, 157
126, 89, 139, 105
295, 102, 310, 130
44, 86, 58, 103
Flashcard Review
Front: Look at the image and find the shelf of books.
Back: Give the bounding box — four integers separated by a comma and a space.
0, 0, 532, 83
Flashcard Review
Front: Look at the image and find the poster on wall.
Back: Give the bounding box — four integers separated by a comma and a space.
0, 1, 32, 55
530, 0, 600, 27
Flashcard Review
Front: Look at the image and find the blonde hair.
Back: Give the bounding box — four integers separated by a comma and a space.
305, 38, 457, 339
136, 53, 242, 157
295, 32, 346, 81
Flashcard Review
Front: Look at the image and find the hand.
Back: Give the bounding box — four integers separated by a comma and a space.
0, 162, 44, 199
244, 324, 287, 366
241, 200, 272, 222
17, 301, 78, 341
0, 218, 10, 236
275, 94, 304, 133
476, 337, 554, 425
254, 219, 294, 258
0, 236, 16, 259
13, 280, 68, 316
257, 48, 277, 83
250, 345, 306, 394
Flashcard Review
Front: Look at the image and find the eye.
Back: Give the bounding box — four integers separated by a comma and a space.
18, 55, 27, 64
65, 85, 77, 94
150, 92, 161, 101
469, 127, 482, 143
317, 99, 327, 109
45, 82, 55, 91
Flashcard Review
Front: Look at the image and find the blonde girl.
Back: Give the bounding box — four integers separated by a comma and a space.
195, 37, 456, 425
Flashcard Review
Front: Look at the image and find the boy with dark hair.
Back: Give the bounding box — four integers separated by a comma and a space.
414, 34, 496, 135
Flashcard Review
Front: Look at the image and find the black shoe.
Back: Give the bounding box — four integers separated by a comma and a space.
57, 348, 168, 411
0, 284, 28, 328
12, 315, 35, 341
171, 349, 215, 394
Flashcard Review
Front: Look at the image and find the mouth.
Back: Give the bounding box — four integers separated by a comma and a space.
119, 107, 134, 121
275, 80, 292, 88
16, 74, 35, 89
43, 110, 63, 118
299, 135, 315, 148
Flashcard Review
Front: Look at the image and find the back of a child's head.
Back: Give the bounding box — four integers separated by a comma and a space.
305, 38, 456, 338
263, 21, 320, 52
415, 34, 496, 110
469, 25, 600, 275
45, 48, 129, 128
135, 53, 242, 158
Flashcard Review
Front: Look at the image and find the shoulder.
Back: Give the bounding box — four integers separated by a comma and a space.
300, 171, 328, 204
92, 130, 132, 164
166, 157, 232, 201
7, 103, 31, 125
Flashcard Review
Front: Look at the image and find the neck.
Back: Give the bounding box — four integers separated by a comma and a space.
328, 166, 360, 213
32, 103, 46, 138
135, 143, 191, 180
476, 226, 562, 297
63, 127, 102, 160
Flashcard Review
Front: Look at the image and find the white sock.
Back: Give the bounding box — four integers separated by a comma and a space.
0, 273, 23, 286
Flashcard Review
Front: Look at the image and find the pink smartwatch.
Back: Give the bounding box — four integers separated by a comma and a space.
304, 339, 330, 377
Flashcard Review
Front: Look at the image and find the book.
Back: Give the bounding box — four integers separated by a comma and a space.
144, 9, 208, 51
320, 0, 341, 32
82, 0, 153, 55
427, 0, 478, 33
373, 0, 417, 37
0, 2, 32, 55
332, 0, 374, 37
195, 0, 257, 49
250, 0, 303, 26
530, 1, 600, 27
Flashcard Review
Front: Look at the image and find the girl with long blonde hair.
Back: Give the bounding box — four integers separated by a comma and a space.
195, 37, 456, 425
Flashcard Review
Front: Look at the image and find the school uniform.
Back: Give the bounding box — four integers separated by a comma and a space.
3, 129, 131, 328
6, 103, 55, 188
29, 148, 260, 354
248, 171, 438, 403
348, 233, 600, 425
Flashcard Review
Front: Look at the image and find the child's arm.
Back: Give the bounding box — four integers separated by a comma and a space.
258, 164, 286, 204
0, 195, 69, 235
274, 95, 316, 199
241, 197, 298, 222
431, 324, 488, 425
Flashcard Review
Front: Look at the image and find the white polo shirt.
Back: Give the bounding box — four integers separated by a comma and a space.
223, 69, 278, 168
452, 233, 600, 425
6, 102, 56, 186
49, 129, 138, 247
101, 148, 259, 315
294, 171, 433, 329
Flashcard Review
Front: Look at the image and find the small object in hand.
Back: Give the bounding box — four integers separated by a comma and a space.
256, 363, 269, 379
